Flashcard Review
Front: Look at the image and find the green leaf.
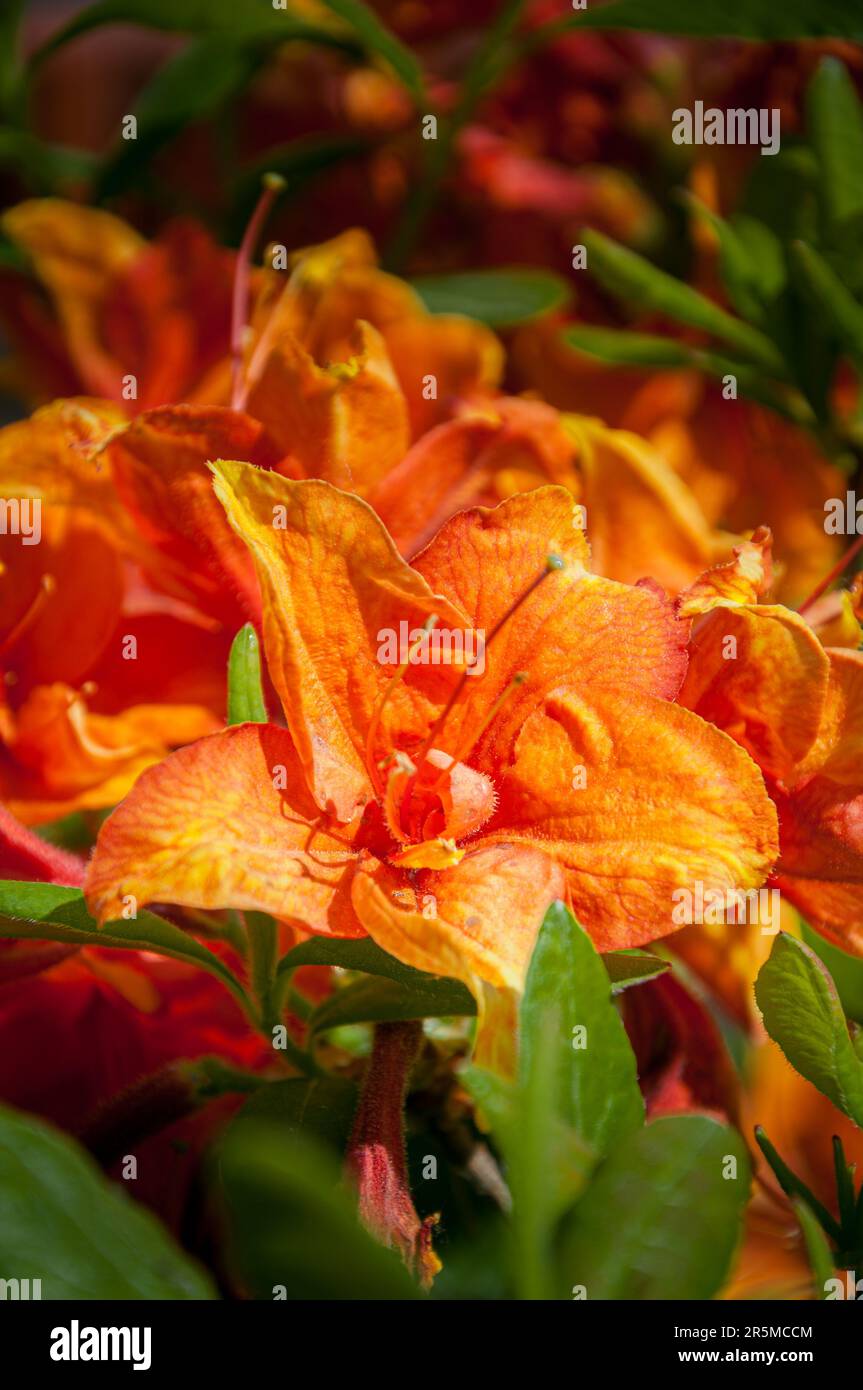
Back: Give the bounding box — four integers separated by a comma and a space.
234, 1075, 357, 1153
318, 0, 426, 103
226, 623, 268, 726
0, 1103, 215, 1298
582, 229, 785, 372
790, 239, 863, 369
801, 922, 863, 1026
308, 973, 475, 1034
278, 932, 450, 987
573, 0, 863, 40
564, 325, 695, 367
807, 57, 863, 248
794, 1198, 836, 1298
558, 1115, 751, 1300
520, 902, 643, 1154
682, 193, 774, 322
0, 128, 97, 193
219, 1121, 418, 1299
411, 268, 570, 327
29, 1, 357, 67
0, 0, 24, 118
601, 949, 670, 993
0, 880, 250, 1018
755, 932, 863, 1127
754, 1126, 842, 1242
94, 38, 260, 200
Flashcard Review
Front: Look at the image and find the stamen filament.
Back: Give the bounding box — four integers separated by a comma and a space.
230, 173, 286, 412
0, 573, 55, 660
411, 554, 565, 773
797, 534, 863, 615
365, 616, 438, 795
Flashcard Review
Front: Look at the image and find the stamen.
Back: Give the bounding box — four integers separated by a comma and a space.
424, 672, 527, 797
365, 616, 438, 796
0, 573, 55, 660
797, 535, 863, 615
230, 172, 286, 412
411, 554, 565, 773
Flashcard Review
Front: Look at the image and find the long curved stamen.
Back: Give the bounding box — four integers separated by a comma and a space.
0, 573, 55, 662
230, 172, 286, 412
797, 534, 863, 615
365, 616, 438, 796
422, 672, 528, 798
410, 554, 565, 775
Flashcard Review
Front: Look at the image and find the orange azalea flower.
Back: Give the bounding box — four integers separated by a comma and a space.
367, 394, 730, 590
1, 201, 236, 411
85, 466, 777, 995
677, 530, 863, 956
2, 202, 502, 430
0, 401, 223, 823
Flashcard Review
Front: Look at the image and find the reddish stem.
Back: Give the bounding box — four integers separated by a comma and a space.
230, 174, 285, 411
797, 533, 863, 615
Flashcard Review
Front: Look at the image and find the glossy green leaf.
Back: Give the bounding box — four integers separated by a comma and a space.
0, 0, 24, 117
582, 229, 784, 371
279, 932, 453, 988
309, 973, 475, 1034
755, 931, 863, 1126
520, 901, 643, 1154
0, 880, 250, 1016
601, 949, 670, 993
226, 623, 268, 726
807, 57, 863, 246
0, 1104, 216, 1298
801, 923, 863, 1026
219, 1121, 418, 1299
412, 268, 569, 327
558, 1115, 751, 1300
791, 239, 863, 368
682, 193, 773, 322
574, 0, 863, 39
564, 325, 694, 367
794, 1198, 836, 1298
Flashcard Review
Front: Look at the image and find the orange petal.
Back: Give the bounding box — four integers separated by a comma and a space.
677, 526, 773, 617
2, 683, 218, 825
105, 406, 270, 626
245, 320, 409, 496
0, 508, 123, 690
0, 397, 127, 517
382, 313, 504, 437
410, 486, 688, 769
485, 688, 778, 952
773, 648, 863, 953
368, 398, 577, 557
210, 462, 467, 822
351, 843, 566, 992
679, 605, 830, 783
85, 723, 364, 932
567, 415, 721, 594
3, 199, 145, 399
